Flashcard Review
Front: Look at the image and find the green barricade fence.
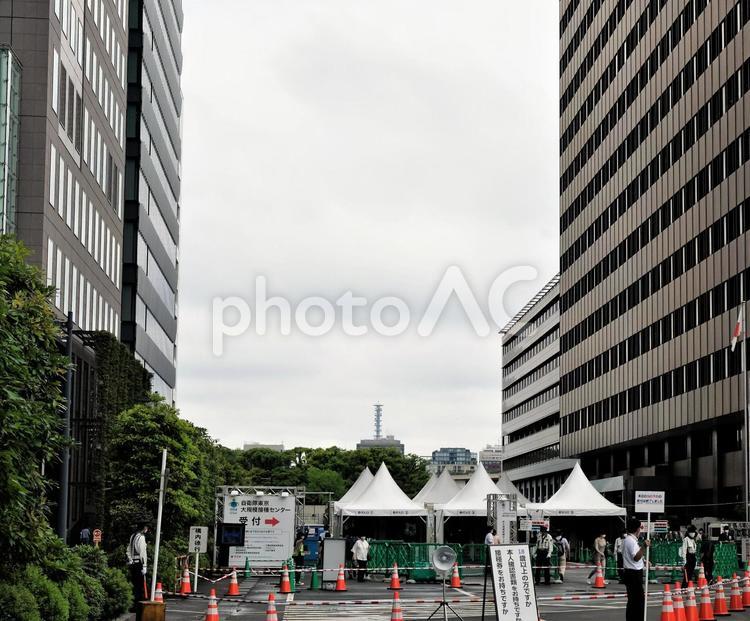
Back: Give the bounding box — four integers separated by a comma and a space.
714, 542, 739, 579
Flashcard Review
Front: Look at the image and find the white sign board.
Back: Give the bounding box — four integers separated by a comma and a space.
498, 511, 518, 544
635, 491, 665, 514
189, 526, 208, 553
518, 518, 532, 532
489, 544, 538, 621
223, 495, 295, 567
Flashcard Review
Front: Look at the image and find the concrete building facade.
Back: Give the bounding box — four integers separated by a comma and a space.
501, 274, 577, 502
559, 0, 750, 515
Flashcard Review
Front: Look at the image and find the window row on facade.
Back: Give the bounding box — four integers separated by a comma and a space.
503, 356, 560, 400
562, 1, 746, 204
506, 413, 560, 444
503, 328, 559, 377
134, 294, 175, 362
561, 344, 748, 436
502, 385, 559, 425
502, 300, 558, 356
561, 0, 583, 37
503, 443, 560, 471
47, 237, 119, 336
562, 0, 738, 235
560, 157, 750, 353
561, 0, 644, 118
136, 232, 175, 314
49, 143, 121, 289
563, 57, 750, 307
562, 268, 750, 396
559, 0, 606, 77
138, 170, 177, 265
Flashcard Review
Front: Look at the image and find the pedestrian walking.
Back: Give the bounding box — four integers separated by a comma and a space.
485, 528, 496, 545
614, 529, 626, 583
701, 539, 715, 583
534, 526, 554, 586
125, 521, 149, 608
79, 526, 91, 545
351, 535, 369, 583
681, 525, 698, 584
293, 532, 306, 586
719, 525, 734, 542
623, 517, 650, 621
587, 531, 607, 581
554, 531, 570, 583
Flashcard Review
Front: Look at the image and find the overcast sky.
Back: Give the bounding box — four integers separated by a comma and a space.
175, 0, 559, 456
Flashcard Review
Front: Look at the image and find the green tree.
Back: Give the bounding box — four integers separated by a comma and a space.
0, 236, 67, 575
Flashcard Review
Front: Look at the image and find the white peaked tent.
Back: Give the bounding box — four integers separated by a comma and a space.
526, 463, 626, 517
496, 472, 530, 507
340, 462, 427, 516
335, 467, 374, 509
416, 468, 461, 506
436, 463, 499, 516
413, 473, 438, 504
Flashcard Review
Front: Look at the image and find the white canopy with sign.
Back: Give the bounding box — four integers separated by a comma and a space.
525, 463, 626, 517
416, 467, 461, 506
436, 463, 500, 516
334, 467, 374, 510
340, 463, 427, 516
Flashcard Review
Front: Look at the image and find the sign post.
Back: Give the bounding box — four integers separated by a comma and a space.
635, 491, 665, 621
189, 527, 208, 593
92, 529, 102, 547
487, 544, 538, 621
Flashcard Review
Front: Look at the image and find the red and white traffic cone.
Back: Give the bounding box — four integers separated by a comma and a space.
591, 562, 606, 588
264, 592, 278, 621
743, 570, 750, 608
180, 567, 192, 595
673, 583, 687, 621
713, 577, 729, 617
153, 582, 164, 603
450, 562, 461, 588
685, 583, 699, 621
205, 588, 220, 621
661, 584, 675, 621
388, 564, 402, 590
279, 565, 292, 594
335, 564, 348, 591
729, 573, 743, 612
226, 569, 240, 596
698, 584, 716, 621
390, 590, 404, 621
698, 566, 707, 588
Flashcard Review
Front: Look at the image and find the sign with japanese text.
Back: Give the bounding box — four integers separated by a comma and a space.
651, 520, 669, 534
518, 518, 532, 532
489, 544, 538, 621
189, 526, 208, 553
92, 529, 102, 544
498, 510, 518, 544
224, 494, 295, 567
635, 491, 665, 514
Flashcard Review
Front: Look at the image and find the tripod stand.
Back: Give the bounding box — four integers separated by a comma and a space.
426, 572, 465, 621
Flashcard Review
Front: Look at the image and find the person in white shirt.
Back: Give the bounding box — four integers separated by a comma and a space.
351, 536, 370, 582
484, 529, 496, 545
681, 525, 698, 584
614, 530, 627, 583
622, 518, 650, 621
126, 521, 149, 605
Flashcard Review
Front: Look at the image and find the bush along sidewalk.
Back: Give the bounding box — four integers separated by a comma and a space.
0, 545, 132, 621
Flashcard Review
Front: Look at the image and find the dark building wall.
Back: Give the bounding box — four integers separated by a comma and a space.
558, 0, 750, 515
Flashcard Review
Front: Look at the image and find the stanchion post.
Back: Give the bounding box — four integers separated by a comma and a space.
193, 552, 199, 593
644, 511, 651, 621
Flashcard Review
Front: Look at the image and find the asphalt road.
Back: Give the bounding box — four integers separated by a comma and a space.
127, 568, 750, 620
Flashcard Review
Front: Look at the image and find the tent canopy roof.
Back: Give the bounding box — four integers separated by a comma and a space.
437, 463, 498, 516
496, 472, 530, 506
340, 463, 427, 516
413, 473, 437, 504
418, 468, 461, 506
526, 464, 626, 517
334, 467, 374, 509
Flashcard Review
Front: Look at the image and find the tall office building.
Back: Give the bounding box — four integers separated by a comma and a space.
559, 0, 750, 515
501, 275, 576, 502
121, 0, 182, 402
1, 0, 129, 538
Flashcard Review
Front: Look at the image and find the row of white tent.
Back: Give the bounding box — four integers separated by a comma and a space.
335, 462, 625, 517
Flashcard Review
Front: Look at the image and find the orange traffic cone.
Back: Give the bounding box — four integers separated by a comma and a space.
450, 563, 461, 588
226, 569, 240, 596
591, 562, 606, 588
279, 565, 292, 594
685, 584, 699, 621
388, 564, 402, 590
264, 592, 278, 621
674, 583, 687, 621
698, 585, 716, 621
729, 574, 743, 612
698, 567, 707, 588
180, 567, 192, 595
335, 564, 348, 591
661, 584, 676, 621
153, 582, 164, 603
743, 570, 750, 608
713, 577, 729, 617
390, 591, 404, 621
205, 588, 220, 621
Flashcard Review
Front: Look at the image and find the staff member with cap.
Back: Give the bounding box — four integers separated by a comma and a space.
126, 521, 150, 605
622, 517, 650, 621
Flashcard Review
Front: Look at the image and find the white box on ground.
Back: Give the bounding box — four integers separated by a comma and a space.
635, 491, 665, 514
224, 494, 295, 567
189, 526, 208, 553
489, 544, 539, 621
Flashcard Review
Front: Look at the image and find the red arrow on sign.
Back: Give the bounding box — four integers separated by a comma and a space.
264, 517, 280, 526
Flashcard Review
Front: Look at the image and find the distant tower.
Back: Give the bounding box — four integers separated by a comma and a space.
373, 404, 383, 439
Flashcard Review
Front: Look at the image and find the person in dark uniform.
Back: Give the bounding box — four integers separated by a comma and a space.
126, 521, 150, 608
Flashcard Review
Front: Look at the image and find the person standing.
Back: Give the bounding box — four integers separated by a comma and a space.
293, 533, 306, 586
126, 521, 149, 606
79, 526, 91, 545
587, 532, 608, 581
681, 526, 698, 584
534, 526, 554, 586
614, 530, 627, 583
351, 536, 370, 582
623, 518, 650, 621
485, 529, 496, 545
554, 531, 570, 583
